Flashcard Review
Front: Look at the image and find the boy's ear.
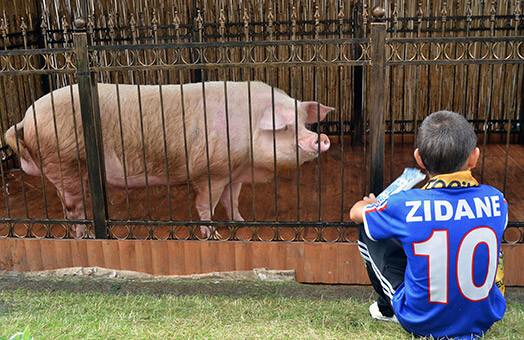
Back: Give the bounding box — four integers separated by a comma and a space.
467, 147, 480, 170
414, 149, 426, 169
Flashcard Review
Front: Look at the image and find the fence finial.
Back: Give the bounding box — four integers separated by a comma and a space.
291, 6, 297, 40
196, 9, 203, 32
130, 14, 137, 44
362, 3, 368, 27
152, 9, 158, 30
242, 7, 249, 38
372, 6, 386, 20
108, 13, 115, 42
338, 5, 344, 36
20, 16, 27, 34
73, 17, 86, 30
173, 10, 180, 43
442, 2, 448, 21
219, 8, 225, 39
0, 17, 7, 38
417, 1, 423, 24
62, 16, 69, 45
87, 14, 94, 34
314, 4, 320, 38
515, 0, 522, 33
267, 7, 274, 40
392, 3, 398, 24
20, 16, 28, 49
490, 1, 497, 19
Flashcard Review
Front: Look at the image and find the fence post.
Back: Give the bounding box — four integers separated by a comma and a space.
369, 8, 387, 195
73, 17, 108, 239
352, 2, 364, 145
520, 72, 524, 144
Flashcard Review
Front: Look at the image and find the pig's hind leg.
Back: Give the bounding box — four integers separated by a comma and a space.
47, 171, 91, 238
219, 182, 244, 221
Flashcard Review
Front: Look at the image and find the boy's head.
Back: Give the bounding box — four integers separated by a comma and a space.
415, 110, 479, 176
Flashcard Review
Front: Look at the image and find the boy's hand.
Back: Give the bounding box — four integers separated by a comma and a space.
363, 193, 378, 205
349, 193, 378, 224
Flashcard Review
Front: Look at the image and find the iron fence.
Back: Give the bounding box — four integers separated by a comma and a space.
0, 1, 523, 244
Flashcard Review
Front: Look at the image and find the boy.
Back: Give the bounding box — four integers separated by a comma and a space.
350, 111, 507, 339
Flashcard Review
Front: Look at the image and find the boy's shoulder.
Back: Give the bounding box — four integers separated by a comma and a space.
387, 184, 504, 199
382, 184, 507, 214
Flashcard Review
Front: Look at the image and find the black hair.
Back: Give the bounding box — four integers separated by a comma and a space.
416, 110, 477, 175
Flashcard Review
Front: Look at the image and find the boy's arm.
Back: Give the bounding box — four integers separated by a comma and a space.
349, 193, 378, 224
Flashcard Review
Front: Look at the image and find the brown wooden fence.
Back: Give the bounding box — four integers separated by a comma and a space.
1, 238, 523, 286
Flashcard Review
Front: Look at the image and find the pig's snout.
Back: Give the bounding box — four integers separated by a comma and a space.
299, 133, 330, 153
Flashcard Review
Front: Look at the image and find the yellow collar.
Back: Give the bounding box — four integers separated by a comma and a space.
422, 170, 479, 190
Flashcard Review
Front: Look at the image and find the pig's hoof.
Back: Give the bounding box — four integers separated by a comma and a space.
199, 226, 221, 240
208, 229, 222, 240
72, 225, 94, 239
72, 225, 85, 239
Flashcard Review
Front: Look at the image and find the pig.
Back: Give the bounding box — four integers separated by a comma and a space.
4, 81, 333, 238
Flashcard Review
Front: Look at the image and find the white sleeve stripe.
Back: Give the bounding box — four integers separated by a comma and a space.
362, 210, 377, 241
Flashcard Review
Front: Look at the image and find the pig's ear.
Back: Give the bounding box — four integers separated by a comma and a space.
301, 102, 335, 123
259, 104, 294, 130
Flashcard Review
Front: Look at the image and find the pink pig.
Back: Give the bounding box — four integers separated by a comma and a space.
4, 81, 333, 238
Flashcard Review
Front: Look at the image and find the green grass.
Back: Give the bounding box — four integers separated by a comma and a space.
0, 281, 523, 339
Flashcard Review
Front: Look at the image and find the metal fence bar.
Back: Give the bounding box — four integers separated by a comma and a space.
73, 18, 108, 239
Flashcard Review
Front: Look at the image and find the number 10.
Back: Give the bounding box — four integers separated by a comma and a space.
413, 227, 498, 304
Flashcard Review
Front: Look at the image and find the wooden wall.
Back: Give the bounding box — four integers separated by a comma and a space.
1, 238, 523, 286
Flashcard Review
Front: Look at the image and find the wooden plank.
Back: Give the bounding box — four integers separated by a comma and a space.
200, 241, 219, 274
70, 240, 88, 268
502, 244, 524, 287
234, 241, 252, 271
102, 240, 120, 270
24, 239, 43, 271
320, 243, 337, 284
135, 240, 153, 275
167, 241, 186, 275
286, 242, 305, 282
268, 242, 287, 271
0, 239, 13, 270
10, 238, 28, 271
216, 241, 235, 273
85, 240, 105, 268
54, 239, 73, 269
150, 240, 169, 275
40, 239, 57, 270
119, 240, 137, 272
251, 242, 270, 270
183, 240, 202, 275
303, 243, 322, 283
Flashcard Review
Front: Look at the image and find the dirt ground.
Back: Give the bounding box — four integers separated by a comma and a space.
0, 271, 523, 305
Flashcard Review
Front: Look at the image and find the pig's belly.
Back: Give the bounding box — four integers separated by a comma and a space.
104, 152, 170, 189
106, 175, 169, 189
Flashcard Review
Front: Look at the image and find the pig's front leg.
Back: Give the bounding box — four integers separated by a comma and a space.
220, 182, 244, 221
194, 181, 226, 239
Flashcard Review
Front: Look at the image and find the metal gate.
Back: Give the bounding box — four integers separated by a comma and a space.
0, 1, 523, 245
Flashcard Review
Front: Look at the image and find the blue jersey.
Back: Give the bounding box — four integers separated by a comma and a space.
363, 185, 507, 339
